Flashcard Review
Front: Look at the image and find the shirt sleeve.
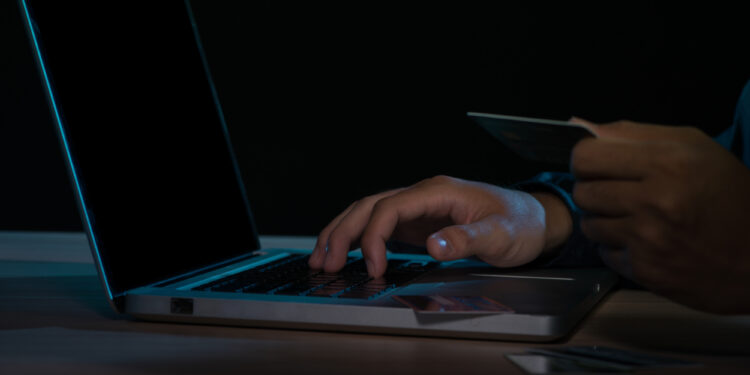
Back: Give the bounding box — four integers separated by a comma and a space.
512, 171, 604, 267
715, 80, 750, 163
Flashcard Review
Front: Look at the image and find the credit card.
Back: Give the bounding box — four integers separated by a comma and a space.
508, 346, 699, 374
506, 354, 633, 374
392, 295, 514, 314
467, 112, 597, 165
528, 346, 699, 368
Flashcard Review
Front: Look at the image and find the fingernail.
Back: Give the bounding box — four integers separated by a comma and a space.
431, 233, 452, 253
311, 244, 327, 263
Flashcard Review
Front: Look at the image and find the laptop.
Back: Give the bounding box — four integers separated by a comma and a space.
20, 0, 616, 341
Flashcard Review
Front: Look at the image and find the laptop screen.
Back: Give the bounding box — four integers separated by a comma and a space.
23, 0, 260, 298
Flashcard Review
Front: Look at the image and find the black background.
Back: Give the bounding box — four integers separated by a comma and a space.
2, 1, 749, 236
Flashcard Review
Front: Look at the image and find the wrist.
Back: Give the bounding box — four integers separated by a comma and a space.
529, 192, 573, 253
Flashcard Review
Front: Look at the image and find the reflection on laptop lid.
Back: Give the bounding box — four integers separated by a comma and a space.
21, 0, 616, 341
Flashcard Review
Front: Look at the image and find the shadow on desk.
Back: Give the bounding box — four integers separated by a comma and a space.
579, 290, 750, 356
0, 274, 122, 330
4, 271, 750, 357
588, 312, 750, 355
0, 273, 515, 375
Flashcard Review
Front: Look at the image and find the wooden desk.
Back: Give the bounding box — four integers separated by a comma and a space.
1, 231, 749, 374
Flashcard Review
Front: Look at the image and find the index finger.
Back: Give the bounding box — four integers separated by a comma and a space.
571, 138, 651, 180
595, 120, 700, 142
316, 189, 404, 273
359, 186, 453, 277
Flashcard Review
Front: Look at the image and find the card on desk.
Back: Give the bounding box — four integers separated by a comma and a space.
507, 345, 699, 374
392, 295, 514, 314
467, 112, 597, 165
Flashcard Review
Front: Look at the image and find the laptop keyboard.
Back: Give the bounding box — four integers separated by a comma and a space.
192, 254, 439, 299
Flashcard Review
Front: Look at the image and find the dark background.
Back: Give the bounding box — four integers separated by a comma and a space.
2, 2, 749, 235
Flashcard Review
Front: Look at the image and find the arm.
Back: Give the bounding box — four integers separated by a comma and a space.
519, 78, 750, 270
309, 175, 577, 278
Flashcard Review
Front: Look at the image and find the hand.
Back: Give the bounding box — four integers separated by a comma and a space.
308, 175, 572, 278
571, 119, 750, 313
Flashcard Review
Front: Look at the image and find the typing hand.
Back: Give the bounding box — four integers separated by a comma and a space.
571, 119, 750, 313
308, 175, 572, 278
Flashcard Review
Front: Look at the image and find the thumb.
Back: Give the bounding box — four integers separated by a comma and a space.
569, 116, 598, 128
426, 216, 512, 263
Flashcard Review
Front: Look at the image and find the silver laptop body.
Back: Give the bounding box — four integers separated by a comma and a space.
20, 0, 616, 342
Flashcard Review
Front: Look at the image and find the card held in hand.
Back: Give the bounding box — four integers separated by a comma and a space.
467, 112, 597, 165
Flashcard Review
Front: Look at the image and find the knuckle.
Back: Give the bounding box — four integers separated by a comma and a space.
360, 192, 392, 212
651, 146, 690, 178
681, 126, 707, 140
633, 221, 663, 249
358, 194, 379, 207
427, 175, 456, 186
654, 193, 678, 214
370, 196, 392, 214
609, 120, 632, 130
653, 194, 687, 225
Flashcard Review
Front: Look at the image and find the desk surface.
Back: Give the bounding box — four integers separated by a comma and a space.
1, 231, 749, 374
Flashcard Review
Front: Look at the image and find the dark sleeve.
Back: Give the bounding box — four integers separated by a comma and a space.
715, 80, 750, 164
512, 171, 604, 267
